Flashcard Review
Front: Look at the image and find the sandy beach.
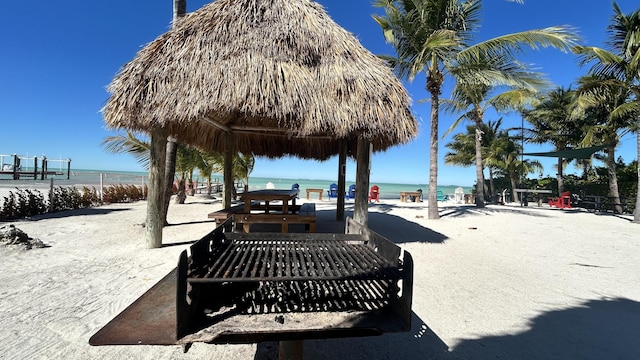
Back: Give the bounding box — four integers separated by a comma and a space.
1, 195, 639, 360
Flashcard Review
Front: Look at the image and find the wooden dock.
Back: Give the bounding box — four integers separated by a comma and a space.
0, 154, 71, 180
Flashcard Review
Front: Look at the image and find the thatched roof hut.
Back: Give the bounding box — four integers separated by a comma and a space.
103, 0, 417, 159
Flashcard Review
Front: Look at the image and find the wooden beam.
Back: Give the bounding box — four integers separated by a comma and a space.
203, 116, 232, 132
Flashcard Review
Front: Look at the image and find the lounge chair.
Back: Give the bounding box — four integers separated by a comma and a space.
291, 183, 300, 198
549, 191, 572, 208
347, 184, 356, 200
368, 185, 380, 203
436, 189, 446, 201
327, 183, 338, 199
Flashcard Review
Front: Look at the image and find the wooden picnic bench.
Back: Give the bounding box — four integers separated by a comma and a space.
400, 191, 421, 202
207, 204, 245, 225
235, 203, 317, 233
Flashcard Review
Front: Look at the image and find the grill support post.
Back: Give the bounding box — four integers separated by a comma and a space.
279, 340, 303, 360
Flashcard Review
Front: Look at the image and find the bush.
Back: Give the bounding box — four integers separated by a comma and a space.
0, 183, 147, 220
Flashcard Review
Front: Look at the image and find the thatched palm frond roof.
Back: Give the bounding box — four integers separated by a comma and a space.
103, 0, 417, 159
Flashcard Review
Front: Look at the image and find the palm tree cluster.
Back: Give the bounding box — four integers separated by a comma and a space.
102, 130, 254, 203
376, 0, 640, 222
374, 0, 577, 216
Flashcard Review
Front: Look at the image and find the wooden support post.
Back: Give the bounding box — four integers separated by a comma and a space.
336, 139, 347, 220
223, 131, 234, 210
66, 159, 71, 179
33, 157, 38, 180
354, 138, 371, 226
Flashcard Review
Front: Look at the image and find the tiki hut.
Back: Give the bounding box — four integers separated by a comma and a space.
103, 0, 417, 247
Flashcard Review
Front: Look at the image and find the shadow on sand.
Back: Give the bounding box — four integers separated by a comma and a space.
24, 207, 132, 221
254, 297, 640, 360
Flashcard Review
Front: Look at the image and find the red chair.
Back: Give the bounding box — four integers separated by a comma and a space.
548, 191, 572, 208
368, 185, 380, 203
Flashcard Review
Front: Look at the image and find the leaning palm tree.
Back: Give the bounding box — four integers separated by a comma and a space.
374, 0, 578, 217
573, 2, 640, 222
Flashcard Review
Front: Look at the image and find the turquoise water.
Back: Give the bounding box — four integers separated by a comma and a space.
1, 169, 472, 199
238, 177, 471, 199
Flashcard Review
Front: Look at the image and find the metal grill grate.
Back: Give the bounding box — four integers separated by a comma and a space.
189, 239, 402, 282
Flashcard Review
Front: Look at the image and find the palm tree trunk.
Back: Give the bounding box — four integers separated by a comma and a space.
557, 157, 564, 194
509, 172, 518, 202
488, 167, 495, 202
635, 121, 640, 223
162, 138, 177, 224
145, 128, 167, 249
161, 0, 187, 225
605, 146, 622, 214
428, 91, 440, 219
474, 124, 485, 207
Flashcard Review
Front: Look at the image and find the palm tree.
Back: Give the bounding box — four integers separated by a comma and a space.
445, 120, 503, 199
374, 0, 481, 219
162, 0, 188, 225
573, 2, 640, 222
102, 130, 150, 168
374, 0, 578, 217
492, 130, 543, 202
522, 87, 585, 194
445, 51, 545, 207
575, 74, 635, 213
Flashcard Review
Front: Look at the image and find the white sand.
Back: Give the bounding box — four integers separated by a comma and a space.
1, 195, 639, 360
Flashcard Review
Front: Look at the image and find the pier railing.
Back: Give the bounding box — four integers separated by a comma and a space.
0, 154, 71, 180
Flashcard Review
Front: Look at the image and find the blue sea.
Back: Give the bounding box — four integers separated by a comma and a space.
0, 169, 473, 199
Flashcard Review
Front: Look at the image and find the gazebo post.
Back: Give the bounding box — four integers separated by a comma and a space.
336, 139, 347, 220
146, 128, 168, 249
223, 131, 234, 210
353, 138, 371, 226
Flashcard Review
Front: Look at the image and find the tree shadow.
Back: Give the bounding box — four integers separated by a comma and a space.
254, 311, 451, 360
314, 208, 448, 244
254, 297, 640, 360
438, 204, 553, 219
451, 297, 640, 359
20, 207, 132, 221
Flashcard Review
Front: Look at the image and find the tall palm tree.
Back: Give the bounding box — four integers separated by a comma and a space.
374, 0, 482, 219
445, 51, 546, 207
163, 0, 188, 224
374, 0, 578, 217
522, 87, 585, 194
573, 2, 640, 222
575, 74, 635, 213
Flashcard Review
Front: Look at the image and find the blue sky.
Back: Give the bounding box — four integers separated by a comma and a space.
1, 0, 637, 187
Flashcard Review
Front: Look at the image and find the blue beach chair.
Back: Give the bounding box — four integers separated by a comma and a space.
327, 183, 338, 199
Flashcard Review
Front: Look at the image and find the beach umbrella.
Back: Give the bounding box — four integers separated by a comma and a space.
102, 0, 417, 159
102, 0, 418, 248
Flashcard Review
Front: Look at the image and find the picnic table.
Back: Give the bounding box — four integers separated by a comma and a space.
399, 191, 421, 202
236, 189, 316, 233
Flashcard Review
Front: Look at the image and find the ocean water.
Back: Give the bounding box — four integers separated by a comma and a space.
0, 169, 473, 199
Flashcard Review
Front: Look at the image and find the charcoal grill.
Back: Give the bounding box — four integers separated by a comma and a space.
90, 217, 413, 355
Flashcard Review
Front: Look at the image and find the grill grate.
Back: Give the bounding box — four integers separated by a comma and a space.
189, 239, 402, 282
